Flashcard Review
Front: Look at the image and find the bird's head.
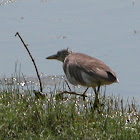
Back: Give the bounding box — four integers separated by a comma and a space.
46, 48, 73, 62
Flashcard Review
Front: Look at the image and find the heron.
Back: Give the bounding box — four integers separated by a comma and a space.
46, 49, 119, 107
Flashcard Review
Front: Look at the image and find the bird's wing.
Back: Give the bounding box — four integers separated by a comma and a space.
63, 59, 87, 85
64, 53, 117, 86
81, 58, 118, 83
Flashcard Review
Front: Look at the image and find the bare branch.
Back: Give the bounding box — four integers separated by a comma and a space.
58, 90, 88, 98
15, 32, 43, 92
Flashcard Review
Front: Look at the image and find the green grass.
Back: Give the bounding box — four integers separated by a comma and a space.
0, 88, 140, 140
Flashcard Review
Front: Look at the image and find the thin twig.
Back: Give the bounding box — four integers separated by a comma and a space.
65, 80, 71, 91
58, 90, 88, 98
15, 32, 43, 92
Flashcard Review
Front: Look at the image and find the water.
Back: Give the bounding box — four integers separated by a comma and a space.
0, 0, 140, 101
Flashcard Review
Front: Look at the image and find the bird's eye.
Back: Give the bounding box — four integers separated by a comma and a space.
63, 51, 67, 55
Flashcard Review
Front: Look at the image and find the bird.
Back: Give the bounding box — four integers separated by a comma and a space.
46, 49, 119, 105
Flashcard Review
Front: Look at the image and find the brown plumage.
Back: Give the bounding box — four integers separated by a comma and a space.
46, 49, 119, 97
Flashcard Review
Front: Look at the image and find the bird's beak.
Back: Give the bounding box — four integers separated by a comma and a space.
46, 54, 58, 60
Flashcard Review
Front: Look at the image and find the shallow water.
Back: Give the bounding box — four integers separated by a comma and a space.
0, 0, 140, 101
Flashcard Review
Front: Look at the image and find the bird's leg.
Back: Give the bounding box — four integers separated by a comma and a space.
93, 86, 100, 109
82, 87, 89, 100
97, 85, 100, 93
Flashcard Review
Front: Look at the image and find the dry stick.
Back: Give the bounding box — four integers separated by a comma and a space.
15, 32, 42, 124
58, 91, 87, 98
65, 80, 71, 91
15, 32, 43, 92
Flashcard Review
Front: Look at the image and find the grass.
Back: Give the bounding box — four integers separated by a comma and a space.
0, 78, 140, 139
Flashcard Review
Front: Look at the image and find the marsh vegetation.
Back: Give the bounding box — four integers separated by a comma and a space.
0, 77, 139, 139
